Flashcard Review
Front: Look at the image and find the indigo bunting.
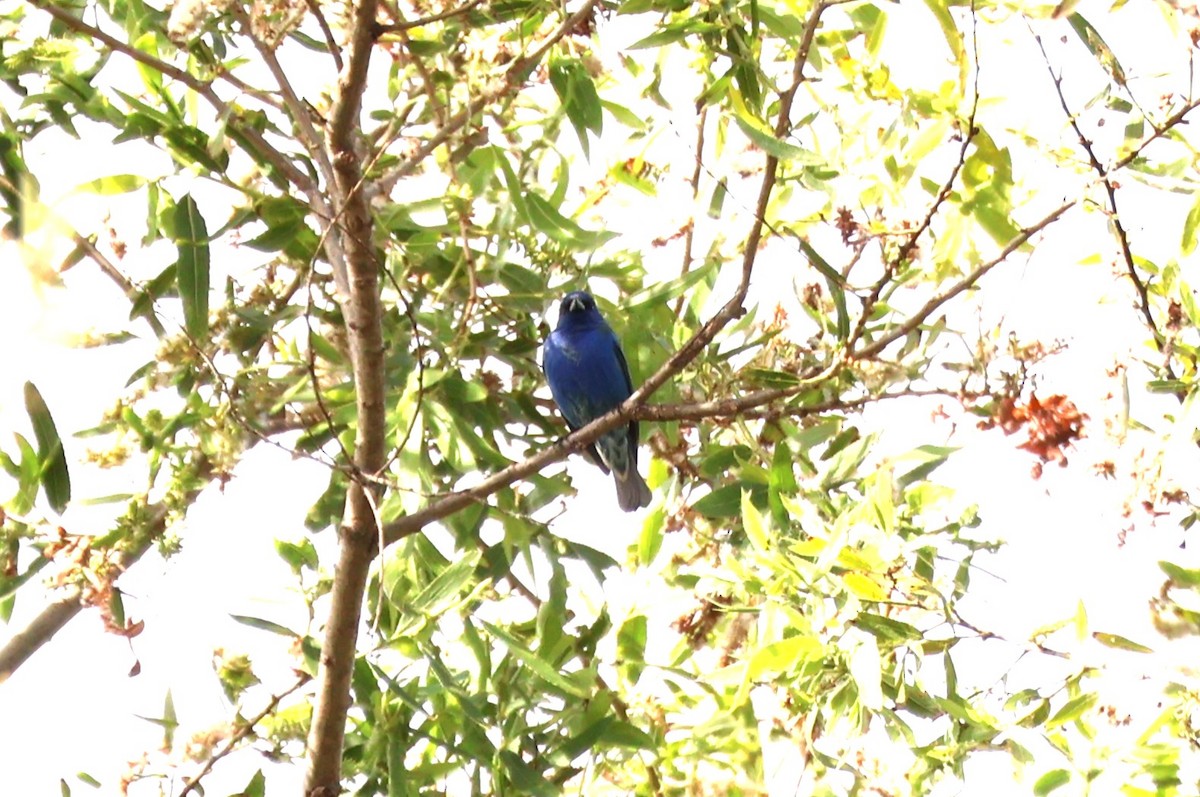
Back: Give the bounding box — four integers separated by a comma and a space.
542, 291, 652, 512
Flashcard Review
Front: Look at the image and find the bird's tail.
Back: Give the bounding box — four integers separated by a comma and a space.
613, 467, 653, 512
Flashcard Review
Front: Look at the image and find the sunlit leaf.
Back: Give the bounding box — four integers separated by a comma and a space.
1033, 768, 1071, 795
1092, 632, 1153, 654
23, 381, 70, 514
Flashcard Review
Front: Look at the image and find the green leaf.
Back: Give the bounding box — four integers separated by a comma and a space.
236, 769, 266, 797
8, 433, 40, 515
408, 549, 483, 616
174, 194, 210, 339
597, 719, 655, 750
1182, 193, 1200, 256
75, 773, 101, 789
747, 634, 822, 678
230, 614, 299, 637
741, 489, 770, 552
691, 484, 742, 518
1160, 560, 1200, 588
922, 0, 967, 95
842, 571, 887, 601
617, 615, 647, 684
971, 188, 1021, 247
482, 621, 591, 699
897, 444, 958, 487
24, 382, 70, 514
1046, 692, 1097, 728
549, 59, 603, 154
1067, 13, 1126, 87
1092, 631, 1153, 653
523, 193, 615, 249
0, 557, 50, 601
76, 174, 148, 195
1033, 768, 1071, 796
855, 613, 922, 644
795, 237, 849, 340
275, 539, 318, 573
848, 633, 884, 710
732, 114, 808, 161
637, 505, 665, 566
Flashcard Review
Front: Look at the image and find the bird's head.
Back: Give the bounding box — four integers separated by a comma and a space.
556, 291, 604, 328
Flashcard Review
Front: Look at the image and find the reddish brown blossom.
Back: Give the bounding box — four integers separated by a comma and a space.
673, 595, 727, 648
981, 393, 1086, 469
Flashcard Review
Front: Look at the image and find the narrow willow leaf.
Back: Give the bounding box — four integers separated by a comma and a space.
795, 236, 849, 340
741, 490, 770, 552
1033, 768, 1071, 795
747, 634, 823, 678
1046, 692, 1098, 728
408, 549, 482, 616
1182, 193, 1200, 255
1067, 13, 1126, 86
24, 381, 70, 514
76, 174, 148, 195
922, 0, 967, 94
637, 505, 665, 566
1092, 631, 1153, 653
482, 621, 590, 699
848, 633, 884, 710
230, 614, 299, 637
174, 194, 210, 339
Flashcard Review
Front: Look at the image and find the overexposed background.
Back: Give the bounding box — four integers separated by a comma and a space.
3, 1, 1200, 794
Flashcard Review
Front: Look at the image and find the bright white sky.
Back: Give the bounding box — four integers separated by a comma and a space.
2, 1, 1200, 795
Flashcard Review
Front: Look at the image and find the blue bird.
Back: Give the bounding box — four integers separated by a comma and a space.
543, 291, 652, 512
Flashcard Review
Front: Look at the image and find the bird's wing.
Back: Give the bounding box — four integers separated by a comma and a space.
612, 331, 634, 395
611, 331, 640, 449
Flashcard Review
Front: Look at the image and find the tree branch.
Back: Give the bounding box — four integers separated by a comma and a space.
72, 233, 167, 336
179, 674, 312, 797
673, 104, 708, 318
303, 0, 388, 789
1112, 95, 1200, 172
233, 5, 339, 190
302, 0, 344, 72
0, 500, 174, 682
632, 0, 827, 403
853, 200, 1075, 360
26, 0, 318, 195
384, 0, 601, 182
375, 0, 484, 33
847, 0, 980, 352
1032, 31, 1179, 387
0, 587, 83, 683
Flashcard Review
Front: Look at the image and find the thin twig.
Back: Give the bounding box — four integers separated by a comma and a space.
178, 674, 312, 797
854, 200, 1075, 360
634, 0, 827, 403
392, 21, 448, 127
1032, 29, 1178, 387
385, 0, 601, 182
302, 0, 344, 72
673, 105, 708, 318
233, 5, 339, 193
375, 0, 485, 33
848, 0, 980, 352
1112, 95, 1200, 172
26, 0, 317, 195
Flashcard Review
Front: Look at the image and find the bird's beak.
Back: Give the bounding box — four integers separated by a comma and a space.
566, 296, 583, 313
